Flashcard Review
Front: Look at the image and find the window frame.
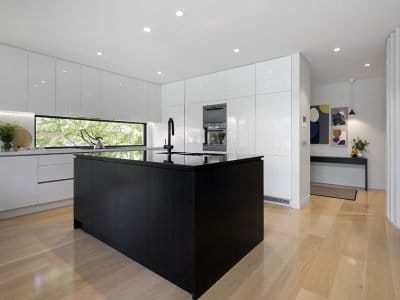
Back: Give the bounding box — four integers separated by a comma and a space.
34, 115, 147, 149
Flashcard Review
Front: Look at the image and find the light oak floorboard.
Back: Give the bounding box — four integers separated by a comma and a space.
0, 190, 398, 300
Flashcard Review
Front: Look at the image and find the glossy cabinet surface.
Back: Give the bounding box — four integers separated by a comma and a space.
256, 56, 292, 95
148, 83, 161, 122
227, 96, 255, 154
0, 44, 27, 111
0, 157, 37, 211
56, 60, 81, 117
81, 66, 102, 118
227, 64, 255, 99
131, 79, 149, 122
101, 72, 120, 120
202, 71, 226, 102
162, 81, 184, 107
185, 102, 203, 153
185, 76, 203, 104
38, 180, 73, 204
27, 53, 55, 115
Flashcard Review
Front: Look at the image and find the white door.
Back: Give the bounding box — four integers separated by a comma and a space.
256, 92, 292, 199
81, 66, 102, 118
27, 53, 56, 115
227, 96, 255, 154
0, 45, 27, 111
56, 60, 81, 117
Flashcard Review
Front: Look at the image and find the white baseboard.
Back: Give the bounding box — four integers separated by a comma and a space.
0, 199, 73, 220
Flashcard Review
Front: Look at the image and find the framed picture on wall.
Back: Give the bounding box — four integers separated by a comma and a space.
331, 126, 348, 146
331, 107, 348, 126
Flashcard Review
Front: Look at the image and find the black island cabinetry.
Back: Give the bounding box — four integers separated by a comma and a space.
74, 151, 264, 299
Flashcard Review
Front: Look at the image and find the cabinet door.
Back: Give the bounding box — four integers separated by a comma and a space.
0, 157, 37, 211
74, 158, 93, 231
101, 72, 121, 120
117, 164, 148, 263
161, 81, 184, 107
185, 76, 203, 104
148, 83, 161, 122
117, 77, 135, 121
227, 64, 255, 99
131, 79, 149, 122
92, 160, 117, 245
256, 56, 292, 95
38, 180, 73, 204
185, 102, 203, 153
162, 104, 185, 152
81, 66, 101, 118
27, 53, 55, 115
227, 96, 255, 154
56, 60, 81, 117
202, 71, 226, 102
0, 45, 27, 111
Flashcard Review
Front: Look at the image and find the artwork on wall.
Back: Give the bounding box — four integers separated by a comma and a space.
331, 107, 349, 146
310, 104, 330, 144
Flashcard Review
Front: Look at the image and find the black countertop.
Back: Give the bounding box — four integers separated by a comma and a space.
74, 150, 263, 170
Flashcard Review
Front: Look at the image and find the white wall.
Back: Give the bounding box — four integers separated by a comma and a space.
310, 77, 386, 190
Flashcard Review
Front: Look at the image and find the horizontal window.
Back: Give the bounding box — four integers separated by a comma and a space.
35, 116, 146, 148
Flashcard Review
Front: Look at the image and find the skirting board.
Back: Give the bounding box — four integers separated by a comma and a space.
0, 199, 73, 220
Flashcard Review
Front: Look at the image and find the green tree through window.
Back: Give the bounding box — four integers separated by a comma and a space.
35, 116, 145, 148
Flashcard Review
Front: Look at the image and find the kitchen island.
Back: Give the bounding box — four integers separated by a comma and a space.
74, 150, 264, 299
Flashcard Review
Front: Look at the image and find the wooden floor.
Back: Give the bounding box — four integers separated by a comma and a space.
0, 190, 399, 300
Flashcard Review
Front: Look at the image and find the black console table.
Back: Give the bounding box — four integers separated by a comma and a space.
310, 156, 368, 191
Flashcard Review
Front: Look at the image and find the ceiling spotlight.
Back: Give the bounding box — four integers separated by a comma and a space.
157, 71, 162, 75
176, 10, 184, 17
364, 63, 371, 67
41, 80, 47, 84
96, 51, 103, 56
233, 48, 240, 53
334, 47, 341, 52
143, 27, 152, 33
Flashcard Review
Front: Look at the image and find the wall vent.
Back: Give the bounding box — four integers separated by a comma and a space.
264, 195, 290, 205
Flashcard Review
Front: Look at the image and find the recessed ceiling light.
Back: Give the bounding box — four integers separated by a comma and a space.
233, 48, 240, 53
157, 71, 162, 75
333, 47, 341, 52
62, 70, 67, 73
41, 80, 47, 84
176, 10, 184, 17
143, 27, 152, 33
96, 51, 103, 56
364, 63, 371, 67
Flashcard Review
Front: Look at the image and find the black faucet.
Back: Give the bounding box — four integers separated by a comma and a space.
163, 117, 175, 154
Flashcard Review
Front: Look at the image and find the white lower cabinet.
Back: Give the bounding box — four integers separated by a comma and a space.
227, 96, 255, 154
0, 157, 38, 211
38, 180, 73, 204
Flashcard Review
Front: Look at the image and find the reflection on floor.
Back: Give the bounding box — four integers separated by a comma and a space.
0, 190, 398, 300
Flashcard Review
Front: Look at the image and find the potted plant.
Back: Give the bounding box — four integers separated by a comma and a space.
0, 122, 17, 152
352, 137, 369, 157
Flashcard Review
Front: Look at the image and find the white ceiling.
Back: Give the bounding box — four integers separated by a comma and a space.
0, 0, 399, 86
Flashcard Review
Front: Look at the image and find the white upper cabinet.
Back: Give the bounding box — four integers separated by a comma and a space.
162, 81, 184, 107
0, 44, 27, 111
202, 71, 226, 102
185, 76, 203, 104
56, 60, 81, 117
148, 83, 161, 122
184, 102, 203, 153
101, 72, 122, 120
27, 53, 56, 115
118, 77, 136, 121
256, 56, 292, 95
81, 66, 102, 118
131, 79, 149, 122
227, 96, 256, 154
226, 65, 255, 99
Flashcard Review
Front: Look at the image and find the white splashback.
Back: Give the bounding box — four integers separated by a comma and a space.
0, 110, 35, 148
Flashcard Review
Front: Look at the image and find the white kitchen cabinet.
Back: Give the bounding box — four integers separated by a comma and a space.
38, 180, 73, 204
162, 81, 184, 107
56, 60, 81, 117
81, 66, 102, 118
118, 77, 136, 121
202, 71, 226, 102
148, 83, 161, 122
0, 44, 27, 111
27, 53, 56, 115
185, 76, 203, 104
131, 79, 149, 122
101, 72, 122, 120
185, 102, 203, 153
227, 96, 255, 154
263, 155, 291, 200
0, 157, 37, 211
162, 104, 185, 152
256, 56, 292, 95
226, 65, 255, 99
